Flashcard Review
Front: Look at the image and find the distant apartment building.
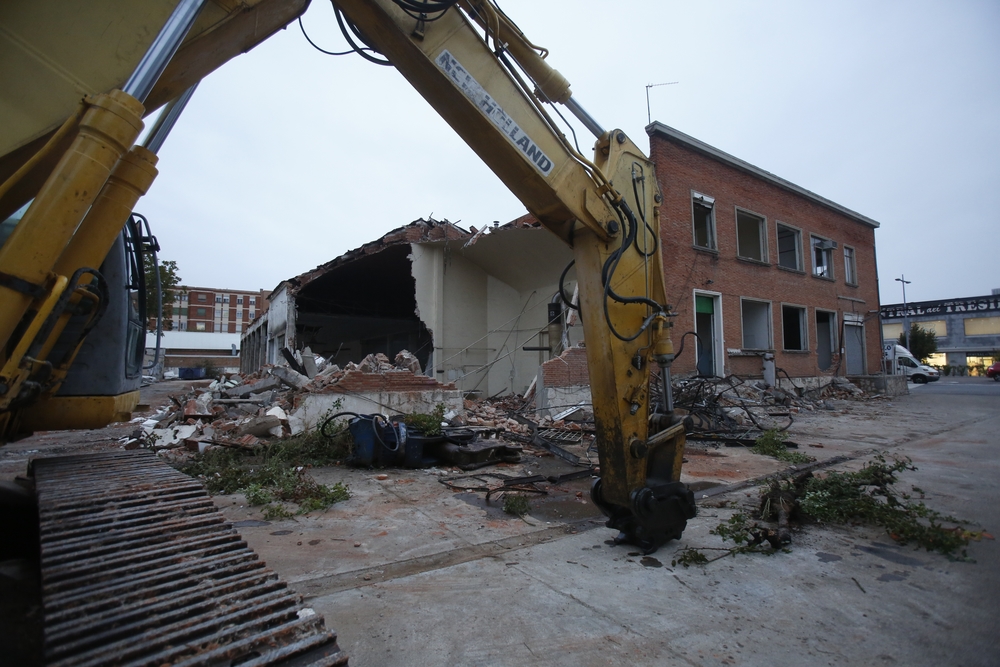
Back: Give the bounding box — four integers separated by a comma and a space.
170, 286, 271, 334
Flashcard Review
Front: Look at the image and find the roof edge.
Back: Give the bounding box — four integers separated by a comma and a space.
646, 122, 880, 229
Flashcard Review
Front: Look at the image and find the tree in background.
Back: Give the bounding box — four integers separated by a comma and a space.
143, 254, 182, 330
899, 324, 937, 362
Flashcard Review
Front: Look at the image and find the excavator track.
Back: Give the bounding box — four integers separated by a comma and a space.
31, 450, 348, 667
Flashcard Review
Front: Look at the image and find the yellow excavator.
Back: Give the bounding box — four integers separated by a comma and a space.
1, 1, 695, 663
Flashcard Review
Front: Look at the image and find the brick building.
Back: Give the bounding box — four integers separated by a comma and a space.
647, 123, 883, 380
171, 287, 270, 334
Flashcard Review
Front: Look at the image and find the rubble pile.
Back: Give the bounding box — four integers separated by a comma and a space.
461, 397, 533, 434
129, 350, 449, 461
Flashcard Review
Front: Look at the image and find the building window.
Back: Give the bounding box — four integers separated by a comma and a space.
194, 322, 206, 331
965, 316, 1000, 336
776, 223, 802, 271
250, 297, 256, 305
782, 304, 807, 351
811, 235, 836, 279
844, 246, 857, 285
197, 294, 206, 302
736, 209, 767, 262
741, 298, 772, 350
223, 296, 230, 303
196, 307, 207, 317
215, 296, 222, 303
249, 310, 255, 319
237, 297, 244, 305
691, 192, 716, 250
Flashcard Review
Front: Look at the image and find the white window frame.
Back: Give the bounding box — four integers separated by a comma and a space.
844, 245, 858, 286
740, 297, 773, 350
691, 191, 717, 251
781, 303, 809, 351
735, 207, 768, 263
775, 222, 803, 272
811, 234, 836, 280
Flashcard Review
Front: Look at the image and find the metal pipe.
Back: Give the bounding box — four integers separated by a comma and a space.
123, 0, 206, 103
143, 84, 199, 153
564, 96, 604, 138
660, 363, 674, 414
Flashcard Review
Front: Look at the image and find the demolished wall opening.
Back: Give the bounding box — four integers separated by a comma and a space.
294, 244, 433, 372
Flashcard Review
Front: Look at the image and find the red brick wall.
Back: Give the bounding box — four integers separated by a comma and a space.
649, 134, 882, 377
541, 346, 590, 388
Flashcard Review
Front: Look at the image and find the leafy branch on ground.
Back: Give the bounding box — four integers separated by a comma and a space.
401, 404, 446, 436
502, 493, 531, 517
752, 428, 814, 464
177, 424, 351, 516
673, 453, 985, 566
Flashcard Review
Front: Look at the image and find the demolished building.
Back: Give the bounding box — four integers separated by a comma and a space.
241, 217, 582, 398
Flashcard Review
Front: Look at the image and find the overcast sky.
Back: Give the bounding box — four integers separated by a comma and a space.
138, 0, 999, 305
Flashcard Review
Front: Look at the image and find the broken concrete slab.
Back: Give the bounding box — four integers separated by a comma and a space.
270, 365, 310, 390
238, 415, 282, 437
225, 376, 281, 398
301, 347, 318, 379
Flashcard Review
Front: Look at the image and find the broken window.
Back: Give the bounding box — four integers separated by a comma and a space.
844, 246, 857, 285
736, 209, 766, 262
776, 223, 802, 271
782, 304, 807, 351
741, 298, 772, 350
811, 235, 836, 279
692, 192, 716, 250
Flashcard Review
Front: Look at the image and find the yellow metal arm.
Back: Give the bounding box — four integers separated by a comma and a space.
337, 0, 694, 551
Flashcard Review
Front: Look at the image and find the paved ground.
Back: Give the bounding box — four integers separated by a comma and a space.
2, 377, 998, 665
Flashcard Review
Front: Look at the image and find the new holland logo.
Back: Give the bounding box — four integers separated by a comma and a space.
437, 50, 554, 177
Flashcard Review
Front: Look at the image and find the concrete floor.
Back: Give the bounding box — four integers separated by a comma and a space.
2, 380, 997, 665
211, 387, 999, 667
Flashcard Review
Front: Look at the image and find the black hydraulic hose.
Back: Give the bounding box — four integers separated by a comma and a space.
334, 6, 392, 66
559, 260, 579, 312
320, 411, 361, 438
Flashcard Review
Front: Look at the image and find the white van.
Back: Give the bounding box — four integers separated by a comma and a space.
892, 344, 940, 384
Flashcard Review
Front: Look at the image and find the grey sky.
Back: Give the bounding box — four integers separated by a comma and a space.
138, 0, 1000, 304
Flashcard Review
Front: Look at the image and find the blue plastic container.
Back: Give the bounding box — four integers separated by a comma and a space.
348, 416, 406, 467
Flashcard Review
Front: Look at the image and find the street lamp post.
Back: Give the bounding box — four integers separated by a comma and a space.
895, 275, 912, 351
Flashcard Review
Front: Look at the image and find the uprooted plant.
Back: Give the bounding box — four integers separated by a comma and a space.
673, 453, 987, 566
177, 424, 351, 517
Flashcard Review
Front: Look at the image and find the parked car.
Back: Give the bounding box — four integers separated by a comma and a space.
987, 362, 1000, 381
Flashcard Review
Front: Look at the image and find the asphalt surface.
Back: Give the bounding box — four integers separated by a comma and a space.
910, 376, 1000, 396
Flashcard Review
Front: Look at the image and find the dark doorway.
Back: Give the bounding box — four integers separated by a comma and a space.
816, 311, 834, 371
695, 295, 716, 377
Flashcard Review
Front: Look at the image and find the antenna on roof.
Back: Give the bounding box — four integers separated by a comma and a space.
646, 81, 679, 125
